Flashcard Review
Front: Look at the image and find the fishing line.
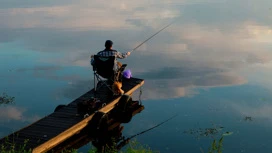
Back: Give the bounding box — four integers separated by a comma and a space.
129, 113, 178, 137
131, 21, 175, 53
116, 113, 178, 149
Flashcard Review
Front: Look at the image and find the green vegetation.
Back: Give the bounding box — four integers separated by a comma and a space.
60, 148, 78, 153
73, 140, 157, 153
0, 137, 226, 153
0, 138, 156, 153
121, 141, 158, 153
73, 137, 225, 153
208, 137, 224, 153
0, 138, 31, 153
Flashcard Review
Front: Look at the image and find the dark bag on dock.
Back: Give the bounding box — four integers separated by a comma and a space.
77, 98, 103, 116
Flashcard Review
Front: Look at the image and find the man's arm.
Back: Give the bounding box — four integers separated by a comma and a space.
116, 51, 131, 59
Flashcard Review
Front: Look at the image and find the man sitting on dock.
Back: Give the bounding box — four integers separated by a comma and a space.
91, 40, 130, 80
91, 40, 130, 69
91, 40, 131, 84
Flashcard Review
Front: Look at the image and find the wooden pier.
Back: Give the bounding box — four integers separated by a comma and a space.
49, 100, 145, 153
0, 77, 144, 153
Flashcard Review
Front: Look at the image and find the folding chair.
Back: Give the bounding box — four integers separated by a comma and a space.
92, 55, 126, 95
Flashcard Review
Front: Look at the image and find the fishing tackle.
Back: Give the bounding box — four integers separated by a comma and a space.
131, 21, 175, 53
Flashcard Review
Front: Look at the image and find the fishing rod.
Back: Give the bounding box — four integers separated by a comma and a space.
130, 21, 175, 53
116, 114, 178, 149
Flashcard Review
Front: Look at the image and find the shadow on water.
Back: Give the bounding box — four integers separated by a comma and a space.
48, 99, 145, 153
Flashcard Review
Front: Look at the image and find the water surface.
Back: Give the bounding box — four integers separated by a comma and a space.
1, 0, 272, 153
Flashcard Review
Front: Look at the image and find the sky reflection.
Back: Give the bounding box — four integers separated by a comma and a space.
1, 0, 272, 152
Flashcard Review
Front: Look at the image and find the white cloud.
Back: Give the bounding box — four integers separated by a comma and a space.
244, 24, 272, 43
231, 102, 272, 121
165, 23, 272, 66
139, 72, 246, 100
0, 106, 40, 123
0, 106, 24, 120
0, 0, 182, 30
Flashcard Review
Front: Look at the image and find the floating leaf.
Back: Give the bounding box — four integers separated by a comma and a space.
222, 131, 233, 136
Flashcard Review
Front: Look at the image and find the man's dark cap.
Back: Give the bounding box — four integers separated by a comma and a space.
105, 40, 113, 48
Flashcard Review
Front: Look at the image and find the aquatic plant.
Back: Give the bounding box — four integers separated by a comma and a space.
121, 140, 158, 153
184, 126, 224, 138
208, 137, 224, 153
222, 131, 233, 136
0, 137, 31, 153
244, 116, 253, 121
0, 138, 226, 153
60, 148, 78, 153
82, 140, 157, 153
0, 92, 15, 105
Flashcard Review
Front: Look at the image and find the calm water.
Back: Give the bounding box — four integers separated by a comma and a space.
1, 0, 272, 153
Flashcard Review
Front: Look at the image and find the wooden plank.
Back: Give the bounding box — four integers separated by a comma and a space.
36, 118, 79, 127
32, 80, 144, 153
50, 112, 78, 118
100, 80, 144, 113
18, 131, 59, 141
32, 114, 95, 153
